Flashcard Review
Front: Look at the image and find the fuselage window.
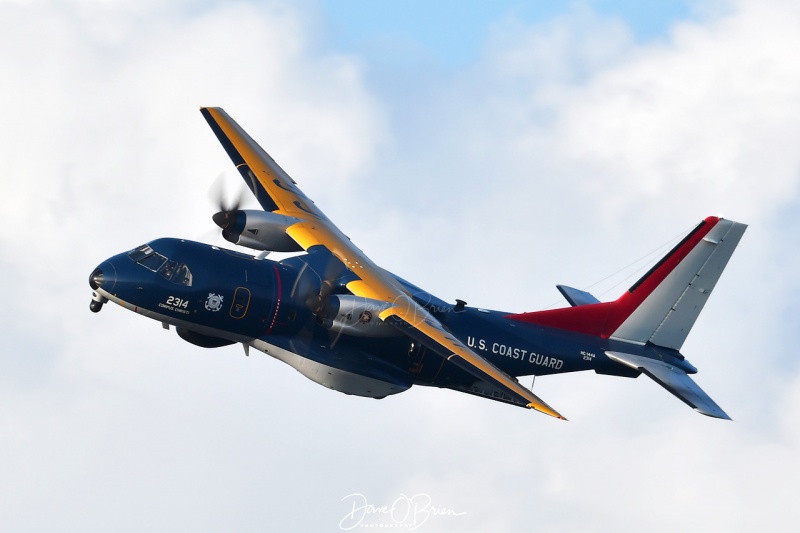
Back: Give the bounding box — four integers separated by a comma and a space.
230, 287, 251, 319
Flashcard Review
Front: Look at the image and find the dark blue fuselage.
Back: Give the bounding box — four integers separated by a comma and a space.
90, 238, 671, 400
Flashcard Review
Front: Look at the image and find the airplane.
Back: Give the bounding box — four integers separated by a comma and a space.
88, 107, 747, 420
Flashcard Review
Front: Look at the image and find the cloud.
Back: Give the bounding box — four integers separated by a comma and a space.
554, 0, 800, 224
2, 0, 800, 531
346, 1, 800, 530
0, 1, 385, 530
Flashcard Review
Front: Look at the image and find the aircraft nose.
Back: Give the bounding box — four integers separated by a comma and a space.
89, 261, 116, 313
89, 267, 104, 289
89, 261, 116, 292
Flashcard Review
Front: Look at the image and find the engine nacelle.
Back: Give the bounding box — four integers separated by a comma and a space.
218, 210, 303, 252
324, 295, 400, 337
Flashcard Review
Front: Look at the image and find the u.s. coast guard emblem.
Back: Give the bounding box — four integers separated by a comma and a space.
205, 293, 224, 312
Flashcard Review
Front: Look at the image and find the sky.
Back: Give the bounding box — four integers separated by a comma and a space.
1, 0, 799, 531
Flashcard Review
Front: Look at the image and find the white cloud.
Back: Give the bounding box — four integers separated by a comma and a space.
553, 0, 800, 224
348, 1, 800, 531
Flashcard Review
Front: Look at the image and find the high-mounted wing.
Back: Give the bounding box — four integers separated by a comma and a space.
200, 107, 565, 420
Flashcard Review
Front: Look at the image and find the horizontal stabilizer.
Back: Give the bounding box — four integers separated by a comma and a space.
557, 285, 601, 307
606, 351, 730, 420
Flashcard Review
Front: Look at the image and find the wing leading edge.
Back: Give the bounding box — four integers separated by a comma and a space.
200, 107, 566, 420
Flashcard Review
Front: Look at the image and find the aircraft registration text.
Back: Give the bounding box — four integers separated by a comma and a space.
158, 295, 191, 315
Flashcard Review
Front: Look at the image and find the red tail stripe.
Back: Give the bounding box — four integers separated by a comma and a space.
505, 216, 721, 338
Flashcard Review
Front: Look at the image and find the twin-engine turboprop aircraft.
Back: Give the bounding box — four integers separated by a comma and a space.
88, 107, 747, 420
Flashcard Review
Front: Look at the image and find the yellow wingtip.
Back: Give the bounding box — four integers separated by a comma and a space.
527, 402, 568, 420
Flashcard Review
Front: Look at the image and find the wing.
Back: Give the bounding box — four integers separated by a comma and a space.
200, 107, 565, 420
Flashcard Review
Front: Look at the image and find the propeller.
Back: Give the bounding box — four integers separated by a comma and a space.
207, 175, 348, 321
302, 247, 351, 321
207, 173, 248, 242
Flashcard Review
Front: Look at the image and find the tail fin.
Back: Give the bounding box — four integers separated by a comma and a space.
508, 216, 747, 349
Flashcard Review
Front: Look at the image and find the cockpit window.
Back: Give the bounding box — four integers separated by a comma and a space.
139, 253, 167, 271
172, 263, 193, 286
128, 244, 154, 262
158, 260, 192, 286
127, 244, 166, 272
128, 244, 192, 285
158, 260, 178, 280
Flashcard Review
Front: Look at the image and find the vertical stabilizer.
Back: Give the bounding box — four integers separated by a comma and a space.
507, 217, 747, 350
611, 217, 747, 349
